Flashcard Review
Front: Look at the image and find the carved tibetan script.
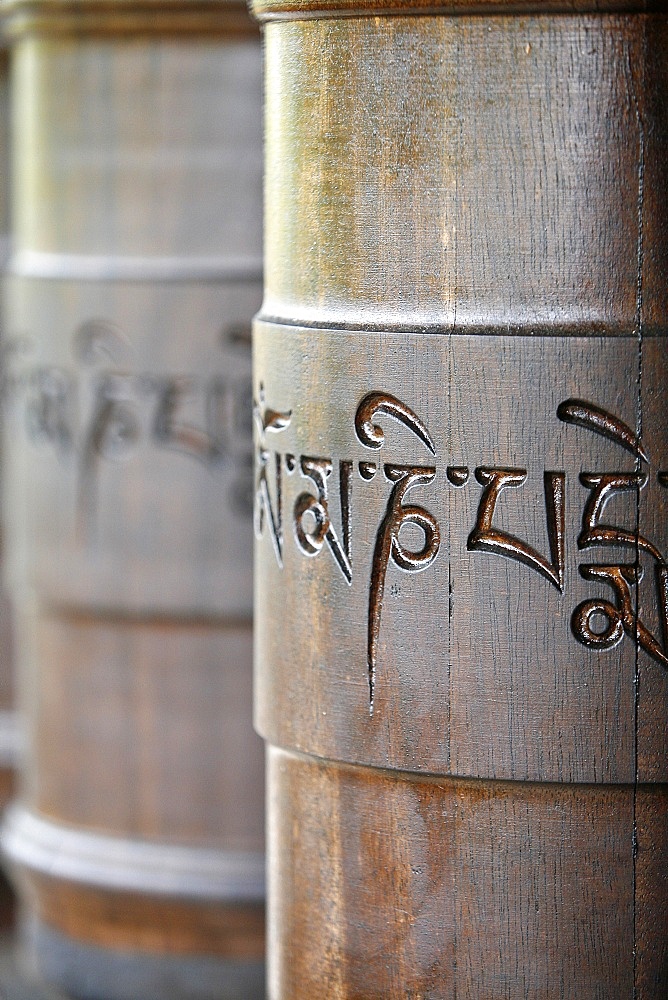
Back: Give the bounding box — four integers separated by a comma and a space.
254, 325, 668, 715
2, 318, 253, 535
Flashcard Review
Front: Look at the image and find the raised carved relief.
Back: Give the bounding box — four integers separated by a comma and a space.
558, 399, 668, 668
293, 457, 352, 582
467, 468, 565, 591
367, 463, 439, 710
253, 383, 292, 567
354, 393, 440, 710
354, 391, 435, 455
255, 384, 668, 711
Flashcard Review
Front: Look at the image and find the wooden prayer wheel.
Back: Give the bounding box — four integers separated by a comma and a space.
0, 31, 17, 818
0, 29, 19, 929
252, 1, 668, 996
1, 1, 265, 997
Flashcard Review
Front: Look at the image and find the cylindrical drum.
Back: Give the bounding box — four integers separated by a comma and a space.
0, 27, 19, 930
252, 1, 668, 996
0, 31, 17, 816
1, 1, 265, 997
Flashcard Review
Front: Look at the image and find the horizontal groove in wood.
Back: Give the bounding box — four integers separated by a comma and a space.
267, 742, 667, 789
252, 1, 663, 22
255, 312, 662, 338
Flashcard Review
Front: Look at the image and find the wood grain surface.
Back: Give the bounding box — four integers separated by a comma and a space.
253, 3, 667, 996
262, 12, 659, 333
267, 748, 668, 999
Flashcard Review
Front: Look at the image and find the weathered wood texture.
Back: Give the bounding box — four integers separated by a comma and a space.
253, 3, 667, 996
1, 2, 265, 996
269, 749, 668, 998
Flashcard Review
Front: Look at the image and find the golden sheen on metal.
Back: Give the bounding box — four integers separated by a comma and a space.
1, 0, 265, 997
252, 0, 668, 996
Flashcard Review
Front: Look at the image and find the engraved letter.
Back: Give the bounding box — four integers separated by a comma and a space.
560, 400, 668, 669
572, 564, 668, 669
467, 468, 565, 591
355, 392, 438, 712
355, 392, 435, 454
577, 471, 663, 563
253, 384, 292, 568
557, 399, 649, 462
293, 457, 352, 583
26, 367, 74, 452
78, 373, 140, 539
152, 376, 213, 463
367, 464, 440, 713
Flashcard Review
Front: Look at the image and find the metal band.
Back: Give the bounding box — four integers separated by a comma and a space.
8, 250, 263, 285
2, 805, 266, 901
253, 320, 668, 785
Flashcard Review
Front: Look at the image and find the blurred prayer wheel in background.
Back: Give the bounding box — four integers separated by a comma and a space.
0, 27, 19, 930
0, 1, 265, 997
252, 1, 667, 997
0, 29, 17, 819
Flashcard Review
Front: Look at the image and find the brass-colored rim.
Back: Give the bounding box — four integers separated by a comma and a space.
2, 0, 259, 39
252, 0, 663, 22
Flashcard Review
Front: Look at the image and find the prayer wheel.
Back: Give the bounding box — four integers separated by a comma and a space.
252, 1, 668, 996
0, 30, 17, 819
1, 1, 265, 997
0, 29, 19, 931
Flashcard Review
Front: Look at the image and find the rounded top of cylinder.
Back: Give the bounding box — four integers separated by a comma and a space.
252, 0, 661, 20
1, 0, 258, 39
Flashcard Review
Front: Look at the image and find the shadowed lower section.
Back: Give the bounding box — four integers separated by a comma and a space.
24, 920, 265, 1000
